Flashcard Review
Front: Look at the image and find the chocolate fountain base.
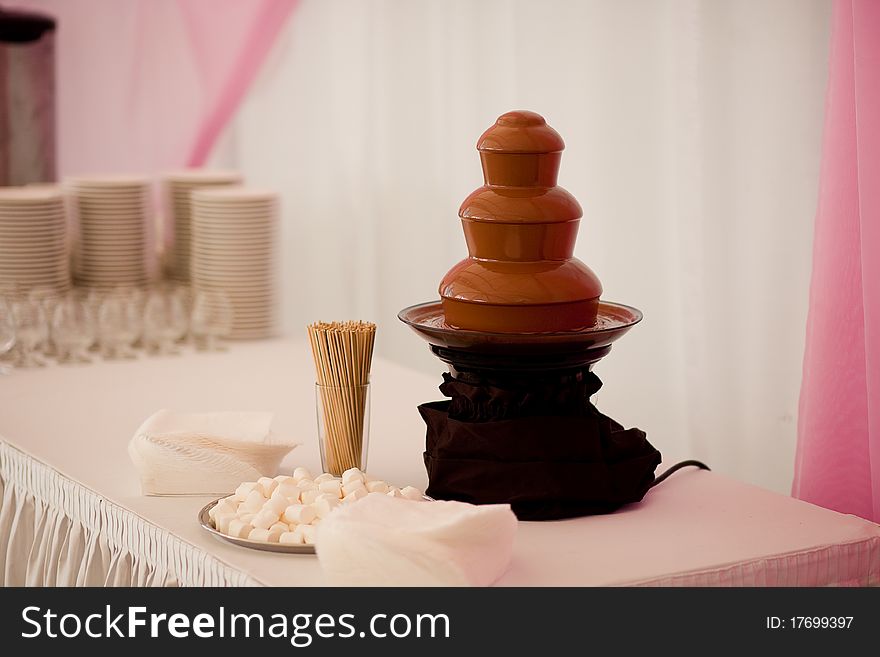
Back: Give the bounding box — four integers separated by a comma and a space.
400, 299, 657, 520
418, 371, 660, 521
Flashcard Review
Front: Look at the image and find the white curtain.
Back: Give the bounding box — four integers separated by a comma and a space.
211, 0, 832, 494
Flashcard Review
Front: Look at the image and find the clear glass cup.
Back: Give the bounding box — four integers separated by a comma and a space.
12, 298, 48, 367
0, 297, 16, 374
51, 296, 96, 363
143, 288, 188, 355
315, 382, 371, 476
97, 291, 141, 359
191, 289, 233, 351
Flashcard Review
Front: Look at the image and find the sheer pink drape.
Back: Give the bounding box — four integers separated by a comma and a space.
11, 0, 297, 174
793, 0, 880, 523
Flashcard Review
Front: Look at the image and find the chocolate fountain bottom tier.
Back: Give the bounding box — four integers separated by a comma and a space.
440, 257, 602, 332
419, 371, 661, 520
442, 297, 599, 334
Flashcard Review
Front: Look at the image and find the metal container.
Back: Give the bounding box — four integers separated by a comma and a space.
0, 7, 56, 186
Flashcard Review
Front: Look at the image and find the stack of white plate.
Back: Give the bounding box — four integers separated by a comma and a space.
191, 187, 279, 339
0, 186, 71, 294
163, 170, 243, 282
67, 175, 152, 287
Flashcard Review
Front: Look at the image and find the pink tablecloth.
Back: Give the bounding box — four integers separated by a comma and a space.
1, 338, 878, 586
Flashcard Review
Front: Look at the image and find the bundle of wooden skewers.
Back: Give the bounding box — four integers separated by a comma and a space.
307, 321, 377, 475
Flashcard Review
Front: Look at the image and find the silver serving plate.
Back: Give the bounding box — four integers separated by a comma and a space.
198, 497, 316, 555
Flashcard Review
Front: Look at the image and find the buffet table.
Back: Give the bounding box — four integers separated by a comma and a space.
1, 338, 878, 587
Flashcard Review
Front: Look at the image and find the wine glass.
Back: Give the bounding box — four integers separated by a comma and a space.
0, 297, 16, 374
12, 298, 48, 367
143, 288, 188, 355
97, 291, 141, 359
29, 286, 62, 357
191, 289, 233, 351
116, 285, 146, 347
170, 285, 192, 342
52, 296, 96, 363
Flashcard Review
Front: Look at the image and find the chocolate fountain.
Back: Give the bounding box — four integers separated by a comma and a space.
399, 111, 662, 520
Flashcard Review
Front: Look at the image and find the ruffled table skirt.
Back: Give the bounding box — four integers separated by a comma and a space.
0, 442, 258, 587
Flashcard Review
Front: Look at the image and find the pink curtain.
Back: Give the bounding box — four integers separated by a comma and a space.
793, 0, 880, 523
10, 0, 298, 175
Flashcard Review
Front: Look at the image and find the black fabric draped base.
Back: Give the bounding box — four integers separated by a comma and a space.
419, 371, 662, 520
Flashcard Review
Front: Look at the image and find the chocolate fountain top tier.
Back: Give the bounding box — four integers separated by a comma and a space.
476, 110, 566, 189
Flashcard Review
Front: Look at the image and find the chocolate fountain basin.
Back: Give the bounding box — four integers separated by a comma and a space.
398, 299, 642, 375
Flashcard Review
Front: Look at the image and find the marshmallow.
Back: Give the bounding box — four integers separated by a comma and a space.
269, 522, 289, 534
276, 481, 300, 500
300, 524, 317, 545
234, 481, 259, 499
342, 480, 366, 497
241, 489, 266, 513
343, 487, 368, 504
315, 495, 340, 519
297, 480, 317, 492
279, 531, 303, 545
401, 486, 424, 501
264, 494, 289, 516
342, 468, 364, 485
387, 487, 403, 498
252, 508, 280, 530
248, 528, 271, 542
227, 519, 254, 539
239, 512, 255, 524
274, 475, 295, 485
270, 487, 288, 502
266, 525, 284, 542
257, 476, 278, 497
292, 467, 312, 482
214, 512, 236, 534
314, 473, 336, 484
210, 499, 236, 519
366, 480, 389, 494
318, 480, 342, 497
283, 504, 317, 525
300, 488, 320, 505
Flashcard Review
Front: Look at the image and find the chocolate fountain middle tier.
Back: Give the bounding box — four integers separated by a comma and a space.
439, 110, 602, 333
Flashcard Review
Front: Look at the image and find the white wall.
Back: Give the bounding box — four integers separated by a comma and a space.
212, 0, 832, 493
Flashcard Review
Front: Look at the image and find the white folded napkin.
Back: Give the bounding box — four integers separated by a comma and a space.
128, 409, 297, 496
316, 493, 518, 586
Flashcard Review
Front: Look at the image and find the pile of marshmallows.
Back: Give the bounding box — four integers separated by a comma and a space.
208, 466, 424, 545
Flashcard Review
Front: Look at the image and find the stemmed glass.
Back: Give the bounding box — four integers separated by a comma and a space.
52, 296, 96, 363
28, 286, 61, 358
191, 289, 233, 351
12, 298, 48, 367
0, 297, 16, 374
143, 288, 188, 355
97, 291, 141, 359
170, 285, 192, 343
